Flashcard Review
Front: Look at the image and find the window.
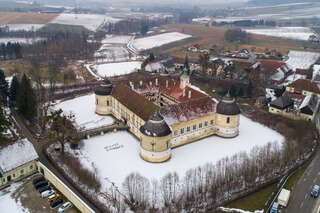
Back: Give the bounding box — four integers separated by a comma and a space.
7, 175, 11, 182
20, 169, 24, 174
166, 141, 170, 149
199, 123, 202, 128
187, 126, 190, 132
2, 178, 5, 182
193, 125, 197, 130
151, 143, 155, 151
30, 165, 33, 169
96, 99, 98, 104
205, 121, 208, 127
174, 130, 178, 136
180, 128, 184, 134
13, 174, 15, 178
210, 120, 214, 125
227, 117, 230, 124
107, 100, 109, 106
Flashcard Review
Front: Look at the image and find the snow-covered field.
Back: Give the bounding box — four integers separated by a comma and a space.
101, 35, 133, 44
133, 32, 192, 51
0, 37, 45, 44
244, 27, 316, 41
91, 61, 141, 78
1, 24, 44, 31
68, 115, 284, 187
52, 94, 114, 130
95, 46, 131, 63
50, 14, 121, 31
286, 50, 320, 70
0, 182, 29, 213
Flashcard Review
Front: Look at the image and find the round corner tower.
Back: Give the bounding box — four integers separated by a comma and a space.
216, 92, 240, 138
139, 113, 172, 163
94, 79, 113, 115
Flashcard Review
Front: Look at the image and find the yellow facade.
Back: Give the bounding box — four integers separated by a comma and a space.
140, 134, 171, 163
0, 160, 38, 189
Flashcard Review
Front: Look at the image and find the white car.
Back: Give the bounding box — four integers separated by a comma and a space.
58, 202, 72, 213
41, 190, 55, 199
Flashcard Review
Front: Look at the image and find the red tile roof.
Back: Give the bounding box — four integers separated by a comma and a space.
233, 61, 253, 69
173, 57, 185, 64
284, 92, 304, 100
111, 84, 159, 121
287, 79, 320, 94
131, 76, 207, 103
160, 97, 217, 126
259, 60, 287, 75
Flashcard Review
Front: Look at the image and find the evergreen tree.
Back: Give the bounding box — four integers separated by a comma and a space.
9, 76, 19, 106
0, 69, 9, 106
184, 54, 189, 71
230, 85, 237, 97
247, 80, 253, 98
0, 105, 9, 141
17, 74, 37, 122
238, 87, 244, 97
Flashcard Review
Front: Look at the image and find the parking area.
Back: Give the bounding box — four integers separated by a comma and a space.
13, 174, 80, 213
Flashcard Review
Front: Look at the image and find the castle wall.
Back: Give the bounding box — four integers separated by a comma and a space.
216, 114, 240, 138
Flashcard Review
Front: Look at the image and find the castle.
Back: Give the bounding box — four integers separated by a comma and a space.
94, 69, 240, 163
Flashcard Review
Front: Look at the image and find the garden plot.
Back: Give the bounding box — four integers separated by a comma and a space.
133, 32, 192, 51
52, 94, 114, 131
67, 115, 284, 187
286, 50, 320, 71
244, 27, 316, 41
50, 14, 121, 31
90, 61, 141, 78
0, 182, 29, 213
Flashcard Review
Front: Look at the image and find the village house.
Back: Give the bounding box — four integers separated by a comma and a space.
286, 79, 320, 98
0, 139, 39, 189
254, 60, 291, 85
95, 70, 240, 163
145, 61, 164, 73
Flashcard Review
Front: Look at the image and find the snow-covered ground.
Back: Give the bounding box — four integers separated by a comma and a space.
0, 37, 45, 44
0, 182, 29, 213
91, 61, 141, 78
133, 32, 192, 51
1, 24, 44, 31
285, 50, 320, 71
52, 94, 114, 130
101, 35, 133, 44
244, 27, 316, 41
95, 45, 131, 63
68, 115, 284, 187
50, 14, 121, 31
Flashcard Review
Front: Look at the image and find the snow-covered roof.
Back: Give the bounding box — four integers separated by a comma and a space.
0, 139, 38, 175
299, 95, 312, 110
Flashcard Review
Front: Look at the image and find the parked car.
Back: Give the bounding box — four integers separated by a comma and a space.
34, 180, 48, 189
58, 202, 73, 213
47, 193, 60, 202
38, 185, 51, 193
311, 185, 320, 197
270, 202, 278, 213
41, 190, 55, 199
50, 198, 63, 209
32, 177, 45, 186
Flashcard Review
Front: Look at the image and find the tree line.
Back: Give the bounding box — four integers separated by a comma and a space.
0, 42, 22, 60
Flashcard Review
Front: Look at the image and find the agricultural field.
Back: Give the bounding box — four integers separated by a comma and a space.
133, 32, 192, 51
50, 14, 121, 32
0, 12, 57, 25
285, 50, 320, 70
244, 27, 316, 41
89, 61, 142, 78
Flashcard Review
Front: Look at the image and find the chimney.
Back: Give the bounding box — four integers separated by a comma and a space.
166, 80, 168, 88
183, 89, 186, 97
188, 90, 191, 99
150, 81, 152, 86
140, 80, 143, 86
155, 78, 158, 86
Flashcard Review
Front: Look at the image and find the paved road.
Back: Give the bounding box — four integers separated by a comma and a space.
282, 150, 320, 213
12, 111, 101, 213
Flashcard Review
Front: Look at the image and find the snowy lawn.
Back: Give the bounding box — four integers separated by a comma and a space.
0, 37, 45, 44
69, 115, 284, 187
245, 27, 316, 41
0, 182, 29, 213
133, 32, 192, 51
50, 14, 121, 31
95, 46, 131, 63
52, 94, 114, 130
91, 61, 141, 78
286, 50, 320, 71
101, 35, 133, 44
2, 24, 44, 31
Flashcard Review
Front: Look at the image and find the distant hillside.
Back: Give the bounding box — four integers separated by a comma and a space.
248, 0, 319, 6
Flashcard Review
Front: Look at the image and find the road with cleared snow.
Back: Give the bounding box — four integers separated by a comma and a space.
282, 149, 320, 213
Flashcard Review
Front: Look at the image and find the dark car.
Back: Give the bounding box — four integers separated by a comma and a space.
32, 177, 45, 186
38, 185, 51, 193
50, 198, 63, 209
34, 180, 48, 189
